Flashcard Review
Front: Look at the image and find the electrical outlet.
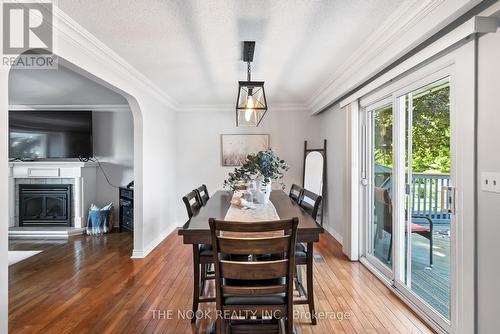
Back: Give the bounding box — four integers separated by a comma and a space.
481, 172, 500, 193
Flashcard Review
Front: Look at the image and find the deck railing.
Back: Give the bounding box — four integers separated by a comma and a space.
378, 171, 451, 224
411, 173, 450, 224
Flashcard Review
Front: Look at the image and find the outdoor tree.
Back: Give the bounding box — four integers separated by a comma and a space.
373, 85, 450, 174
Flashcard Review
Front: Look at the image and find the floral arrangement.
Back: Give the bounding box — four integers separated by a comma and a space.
224, 149, 289, 190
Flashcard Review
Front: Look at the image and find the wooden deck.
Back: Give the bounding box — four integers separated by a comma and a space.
9, 230, 434, 333
373, 225, 450, 318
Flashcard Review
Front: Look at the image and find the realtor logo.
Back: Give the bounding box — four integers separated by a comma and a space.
2, 1, 57, 69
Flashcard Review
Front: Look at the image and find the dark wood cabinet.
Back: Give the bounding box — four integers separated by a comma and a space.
119, 187, 134, 232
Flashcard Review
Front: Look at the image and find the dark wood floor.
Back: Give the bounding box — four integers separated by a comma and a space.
9, 230, 434, 333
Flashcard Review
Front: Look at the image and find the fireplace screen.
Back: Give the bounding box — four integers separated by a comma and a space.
19, 184, 72, 226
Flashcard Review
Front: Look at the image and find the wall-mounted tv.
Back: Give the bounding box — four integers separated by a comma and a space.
9, 110, 93, 160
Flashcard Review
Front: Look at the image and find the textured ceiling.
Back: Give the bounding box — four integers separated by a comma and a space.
57, 0, 407, 108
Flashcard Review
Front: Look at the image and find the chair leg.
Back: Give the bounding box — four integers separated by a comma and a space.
191, 245, 200, 323
286, 306, 294, 334
306, 242, 317, 325
200, 263, 207, 296
294, 265, 305, 297
216, 318, 222, 334
429, 233, 433, 267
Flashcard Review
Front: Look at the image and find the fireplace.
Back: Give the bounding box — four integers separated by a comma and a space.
19, 184, 72, 226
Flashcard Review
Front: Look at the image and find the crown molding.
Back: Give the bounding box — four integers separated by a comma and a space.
175, 103, 310, 114
9, 104, 130, 111
306, 0, 453, 114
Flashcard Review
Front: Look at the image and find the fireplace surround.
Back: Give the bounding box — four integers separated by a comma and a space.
9, 161, 98, 231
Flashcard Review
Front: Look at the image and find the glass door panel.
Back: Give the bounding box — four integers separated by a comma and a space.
367, 104, 394, 272
399, 78, 451, 320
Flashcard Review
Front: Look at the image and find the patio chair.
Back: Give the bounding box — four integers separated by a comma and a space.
374, 187, 434, 266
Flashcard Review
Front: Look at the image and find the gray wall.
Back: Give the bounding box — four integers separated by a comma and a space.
477, 30, 500, 334
92, 110, 134, 221
176, 109, 322, 223
317, 105, 347, 243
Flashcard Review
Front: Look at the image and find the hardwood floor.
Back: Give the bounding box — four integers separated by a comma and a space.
9, 230, 434, 333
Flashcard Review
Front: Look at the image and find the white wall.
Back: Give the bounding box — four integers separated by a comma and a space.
0, 69, 10, 334
477, 30, 500, 334
93, 110, 134, 220
176, 109, 321, 222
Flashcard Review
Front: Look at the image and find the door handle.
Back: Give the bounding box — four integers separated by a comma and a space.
441, 186, 456, 215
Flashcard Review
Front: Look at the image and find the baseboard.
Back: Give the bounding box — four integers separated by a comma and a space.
130, 224, 177, 259
323, 225, 343, 245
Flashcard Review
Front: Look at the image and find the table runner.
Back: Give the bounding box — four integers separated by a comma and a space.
224, 202, 280, 222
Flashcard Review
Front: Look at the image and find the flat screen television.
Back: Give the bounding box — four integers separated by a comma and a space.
9, 110, 93, 160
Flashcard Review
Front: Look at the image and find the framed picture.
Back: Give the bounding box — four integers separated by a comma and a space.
221, 134, 270, 166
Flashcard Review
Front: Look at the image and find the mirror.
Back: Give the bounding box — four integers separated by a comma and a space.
304, 151, 324, 196
302, 140, 327, 226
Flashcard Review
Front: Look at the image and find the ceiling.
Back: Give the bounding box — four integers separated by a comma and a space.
52, 0, 409, 109
9, 64, 128, 106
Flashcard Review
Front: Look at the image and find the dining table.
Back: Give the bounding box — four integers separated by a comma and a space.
178, 190, 324, 308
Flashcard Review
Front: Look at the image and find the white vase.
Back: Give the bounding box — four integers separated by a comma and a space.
254, 178, 272, 204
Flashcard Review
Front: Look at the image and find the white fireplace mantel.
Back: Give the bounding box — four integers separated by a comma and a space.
8, 160, 98, 229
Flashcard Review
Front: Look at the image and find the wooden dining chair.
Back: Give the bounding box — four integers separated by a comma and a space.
289, 184, 303, 203
294, 188, 322, 325
183, 190, 215, 322
209, 218, 299, 334
298, 189, 322, 222
183, 190, 202, 219
195, 184, 210, 206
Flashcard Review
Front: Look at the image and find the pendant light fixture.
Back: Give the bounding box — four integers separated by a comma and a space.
235, 41, 267, 127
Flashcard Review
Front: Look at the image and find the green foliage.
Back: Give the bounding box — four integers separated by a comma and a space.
373, 106, 393, 168
224, 149, 289, 190
411, 86, 450, 173
373, 85, 450, 174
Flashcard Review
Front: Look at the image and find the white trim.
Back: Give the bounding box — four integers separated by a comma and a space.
8, 104, 131, 111
343, 102, 359, 260
130, 225, 176, 259
175, 103, 309, 113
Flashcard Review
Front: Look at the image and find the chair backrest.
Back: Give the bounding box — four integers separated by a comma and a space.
195, 184, 210, 206
299, 189, 322, 220
289, 184, 303, 203
182, 190, 202, 219
374, 187, 392, 233
209, 218, 298, 317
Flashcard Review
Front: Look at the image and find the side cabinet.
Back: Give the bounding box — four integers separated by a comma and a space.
119, 187, 133, 232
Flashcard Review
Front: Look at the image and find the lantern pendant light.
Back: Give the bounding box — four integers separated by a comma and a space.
235, 41, 268, 127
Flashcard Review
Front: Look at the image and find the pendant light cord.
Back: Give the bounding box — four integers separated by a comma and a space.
247, 59, 251, 81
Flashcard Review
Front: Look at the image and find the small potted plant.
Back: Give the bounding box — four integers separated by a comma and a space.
224, 149, 289, 204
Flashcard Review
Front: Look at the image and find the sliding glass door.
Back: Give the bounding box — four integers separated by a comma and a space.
363, 101, 394, 278
361, 76, 453, 330
396, 78, 452, 323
